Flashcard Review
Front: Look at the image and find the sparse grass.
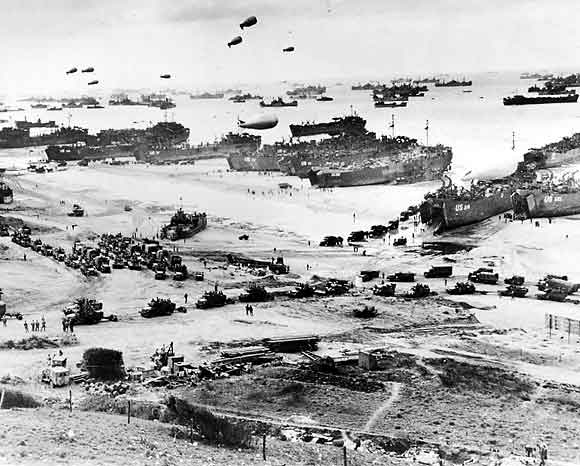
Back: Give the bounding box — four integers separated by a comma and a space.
0, 387, 40, 409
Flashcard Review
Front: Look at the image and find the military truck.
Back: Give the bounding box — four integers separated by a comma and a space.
468, 268, 499, 285
41, 356, 70, 388
424, 266, 453, 278
386, 272, 415, 282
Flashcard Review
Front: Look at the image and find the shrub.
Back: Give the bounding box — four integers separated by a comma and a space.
165, 396, 252, 448
82, 348, 125, 380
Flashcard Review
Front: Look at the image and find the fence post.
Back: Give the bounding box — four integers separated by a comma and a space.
262, 434, 266, 460
69, 389, 72, 412
127, 400, 131, 424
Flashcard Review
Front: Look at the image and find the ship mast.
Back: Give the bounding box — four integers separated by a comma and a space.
512, 131, 516, 151
424, 120, 429, 146
390, 114, 395, 138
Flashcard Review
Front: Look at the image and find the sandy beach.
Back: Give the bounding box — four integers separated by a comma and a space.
2, 159, 580, 464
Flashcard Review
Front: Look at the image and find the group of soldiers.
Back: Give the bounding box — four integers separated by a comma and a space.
524, 442, 549, 466
24, 316, 46, 333
61, 316, 75, 333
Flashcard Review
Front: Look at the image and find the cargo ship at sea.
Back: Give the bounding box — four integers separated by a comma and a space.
434, 79, 472, 87
286, 85, 326, 98
289, 115, 367, 138
15, 119, 57, 129
108, 94, 146, 106
306, 135, 452, 188
522, 132, 580, 168
190, 92, 224, 100
259, 98, 298, 107
503, 94, 578, 105
419, 178, 514, 233
520, 72, 553, 80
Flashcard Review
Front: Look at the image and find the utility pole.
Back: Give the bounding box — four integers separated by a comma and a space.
424, 120, 429, 146
390, 114, 395, 138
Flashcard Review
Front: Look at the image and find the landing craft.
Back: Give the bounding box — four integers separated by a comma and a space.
283, 46, 295, 52
160, 74, 171, 79
82, 67, 94, 73
238, 114, 278, 130
240, 16, 257, 29
88, 80, 99, 86
66, 67, 78, 75
228, 36, 243, 48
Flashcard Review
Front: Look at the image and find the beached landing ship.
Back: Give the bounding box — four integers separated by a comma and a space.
289, 115, 367, 138
512, 174, 580, 219
420, 177, 514, 233
0, 126, 89, 149
160, 209, 207, 241
307, 135, 452, 188
45, 143, 142, 162
147, 132, 261, 164
522, 133, 580, 169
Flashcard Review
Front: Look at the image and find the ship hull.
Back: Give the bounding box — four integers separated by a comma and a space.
164, 216, 207, 241
503, 95, 579, 105
512, 190, 580, 219
227, 154, 280, 171
308, 152, 452, 188
145, 143, 258, 163
46, 145, 140, 162
420, 190, 513, 233
0, 130, 88, 149
289, 116, 367, 138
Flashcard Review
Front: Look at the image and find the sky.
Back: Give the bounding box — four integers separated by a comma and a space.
1, 0, 579, 94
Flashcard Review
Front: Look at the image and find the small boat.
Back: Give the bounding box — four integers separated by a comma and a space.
86, 104, 105, 109
47, 106, 63, 111
374, 101, 408, 108
316, 96, 334, 102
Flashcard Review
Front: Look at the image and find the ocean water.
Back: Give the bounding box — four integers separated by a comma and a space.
1, 71, 580, 180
